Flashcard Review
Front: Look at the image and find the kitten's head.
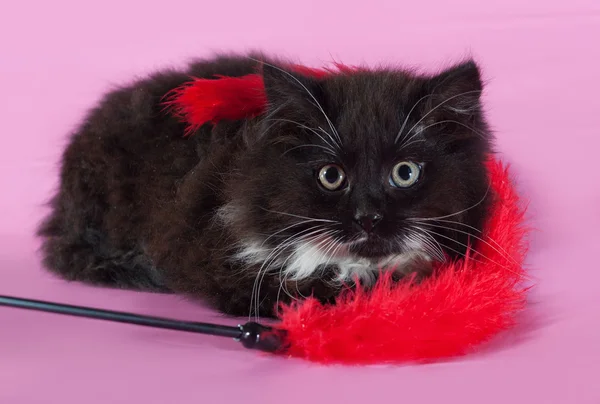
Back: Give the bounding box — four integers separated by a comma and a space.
223, 60, 493, 283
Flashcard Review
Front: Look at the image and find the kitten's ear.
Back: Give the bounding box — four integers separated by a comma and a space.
261, 63, 323, 112
429, 60, 483, 115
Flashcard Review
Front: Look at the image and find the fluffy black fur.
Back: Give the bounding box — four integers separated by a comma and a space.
38, 53, 493, 317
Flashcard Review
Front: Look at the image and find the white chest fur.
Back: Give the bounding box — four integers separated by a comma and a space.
231, 238, 429, 284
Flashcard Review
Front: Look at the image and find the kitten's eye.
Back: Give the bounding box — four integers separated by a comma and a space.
318, 164, 346, 191
390, 161, 421, 188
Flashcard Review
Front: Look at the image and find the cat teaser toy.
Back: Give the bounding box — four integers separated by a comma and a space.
2, 63, 529, 365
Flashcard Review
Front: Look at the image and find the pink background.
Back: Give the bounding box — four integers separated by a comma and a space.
1, 0, 599, 402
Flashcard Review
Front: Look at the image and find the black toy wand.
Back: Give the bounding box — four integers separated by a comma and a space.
0, 295, 287, 352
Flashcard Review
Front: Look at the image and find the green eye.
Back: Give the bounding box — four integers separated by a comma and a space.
390, 161, 421, 188
318, 164, 346, 191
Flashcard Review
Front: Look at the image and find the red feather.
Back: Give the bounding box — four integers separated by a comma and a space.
164, 74, 267, 135
164, 63, 530, 364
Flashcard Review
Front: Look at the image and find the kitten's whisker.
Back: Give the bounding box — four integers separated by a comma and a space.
408, 184, 491, 222
266, 118, 339, 153
254, 117, 286, 141
278, 230, 340, 298
410, 217, 484, 231
276, 230, 336, 307
395, 93, 434, 144
276, 271, 297, 313
398, 119, 478, 152
253, 226, 331, 256
264, 229, 336, 273
412, 217, 517, 256
292, 232, 341, 292
269, 118, 339, 150
396, 139, 426, 150
419, 235, 489, 267
412, 119, 488, 140
316, 233, 343, 274
258, 102, 288, 129
408, 220, 519, 265
260, 208, 340, 223
316, 126, 342, 150
412, 226, 522, 277
250, 235, 294, 320
283, 274, 298, 301
323, 235, 345, 274
251, 58, 343, 147
400, 90, 482, 146
250, 228, 336, 319
424, 235, 513, 272
405, 230, 443, 262
286, 231, 339, 283
282, 144, 337, 157
404, 227, 446, 262
407, 217, 515, 258
250, 229, 318, 319
275, 231, 332, 280
293, 281, 306, 300
313, 234, 345, 286
261, 221, 329, 246
407, 226, 465, 261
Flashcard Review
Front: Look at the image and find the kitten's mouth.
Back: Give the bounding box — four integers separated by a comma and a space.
344, 235, 396, 259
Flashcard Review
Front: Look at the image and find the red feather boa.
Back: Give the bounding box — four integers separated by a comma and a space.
164, 64, 530, 364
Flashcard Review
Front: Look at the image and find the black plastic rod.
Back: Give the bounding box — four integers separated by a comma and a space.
0, 295, 287, 352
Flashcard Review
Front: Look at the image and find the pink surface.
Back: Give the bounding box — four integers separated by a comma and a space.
1, 0, 599, 402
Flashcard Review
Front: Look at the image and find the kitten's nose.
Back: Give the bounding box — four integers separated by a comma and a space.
353, 213, 383, 233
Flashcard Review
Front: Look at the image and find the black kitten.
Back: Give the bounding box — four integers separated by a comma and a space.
38, 53, 493, 318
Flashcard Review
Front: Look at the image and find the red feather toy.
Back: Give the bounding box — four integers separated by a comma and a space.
164, 63, 530, 364
0, 62, 530, 365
